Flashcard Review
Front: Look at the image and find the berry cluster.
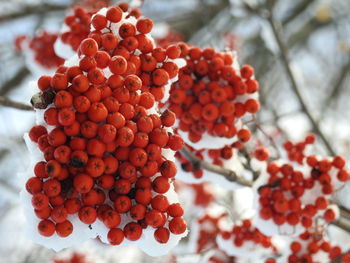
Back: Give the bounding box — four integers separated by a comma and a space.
168, 43, 259, 144
25, 3, 187, 246
194, 213, 235, 263
287, 231, 350, 263
196, 213, 227, 252
257, 135, 348, 234
220, 219, 276, 252
15, 32, 64, 69
60, 1, 136, 52
54, 252, 89, 263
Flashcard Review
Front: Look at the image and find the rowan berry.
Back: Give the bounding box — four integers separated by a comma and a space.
108, 228, 124, 245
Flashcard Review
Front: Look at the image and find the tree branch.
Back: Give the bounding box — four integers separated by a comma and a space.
180, 146, 252, 187
325, 55, 350, 106
0, 66, 30, 96
0, 96, 33, 111
265, 13, 336, 156
0, 3, 67, 23
282, 0, 315, 25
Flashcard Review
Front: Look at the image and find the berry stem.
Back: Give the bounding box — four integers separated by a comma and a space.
180, 145, 252, 187
0, 96, 33, 111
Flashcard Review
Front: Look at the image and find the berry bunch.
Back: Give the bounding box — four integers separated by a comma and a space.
256, 135, 348, 235
218, 219, 277, 261
286, 231, 350, 263
220, 219, 277, 252
60, 2, 139, 53
15, 32, 64, 69
196, 213, 226, 252
54, 252, 90, 263
25, 3, 187, 249
167, 43, 259, 147
193, 213, 236, 263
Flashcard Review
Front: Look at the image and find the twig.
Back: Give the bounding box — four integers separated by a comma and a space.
0, 96, 33, 111
339, 206, 350, 221
0, 66, 30, 96
324, 55, 350, 107
239, 147, 260, 181
282, 0, 315, 25
0, 178, 19, 199
331, 217, 350, 234
180, 146, 252, 187
265, 12, 336, 156
0, 3, 67, 23
253, 116, 281, 159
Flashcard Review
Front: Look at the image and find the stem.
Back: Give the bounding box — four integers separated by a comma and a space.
180, 146, 252, 187
266, 13, 336, 156
0, 66, 30, 96
0, 96, 33, 111
0, 3, 67, 23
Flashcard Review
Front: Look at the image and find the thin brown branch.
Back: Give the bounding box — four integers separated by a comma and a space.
0, 178, 19, 199
331, 217, 350, 234
180, 146, 252, 187
0, 3, 67, 23
239, 148, 260, 181
0, 66, 30, 96
339, 206, 350, 221
282, 0, 315, 25
0, 96, 33, 111
266, 13, 336, 156
325, 56, 350, 105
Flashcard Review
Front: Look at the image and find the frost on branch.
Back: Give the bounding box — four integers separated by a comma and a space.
21, 2, 188, 255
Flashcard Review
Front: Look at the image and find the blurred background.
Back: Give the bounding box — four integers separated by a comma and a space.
0, 0, 350, 262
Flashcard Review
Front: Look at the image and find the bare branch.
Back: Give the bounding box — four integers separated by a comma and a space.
180, 146, 252, 187
0, 96, 33, 111
0, 66, 30, 96
265, 13, 336, 156
325, 56, 350, 106
0, 3, 67, 23
282, 0, 315, 25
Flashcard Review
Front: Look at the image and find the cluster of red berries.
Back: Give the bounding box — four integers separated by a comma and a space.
220, 219, 277, 251
190, 183, 214, 207
258, 135, 349, 229
168, 43, 259, 143
196, 213, 227, 252
54, 252, 89, 263
195, 213, 236, 263
61, 1, 140, 52
15, 32, 64, 69
287, 231, 350, 263
26, 3, 187, 245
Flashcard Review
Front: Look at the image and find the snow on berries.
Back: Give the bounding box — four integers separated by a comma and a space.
167, 43, 259, 149
163, 44, 259, 187
22, 3, 188, 255
285, 231, 350, 263
255, 134, 349, 236
217, 218, 278, 260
